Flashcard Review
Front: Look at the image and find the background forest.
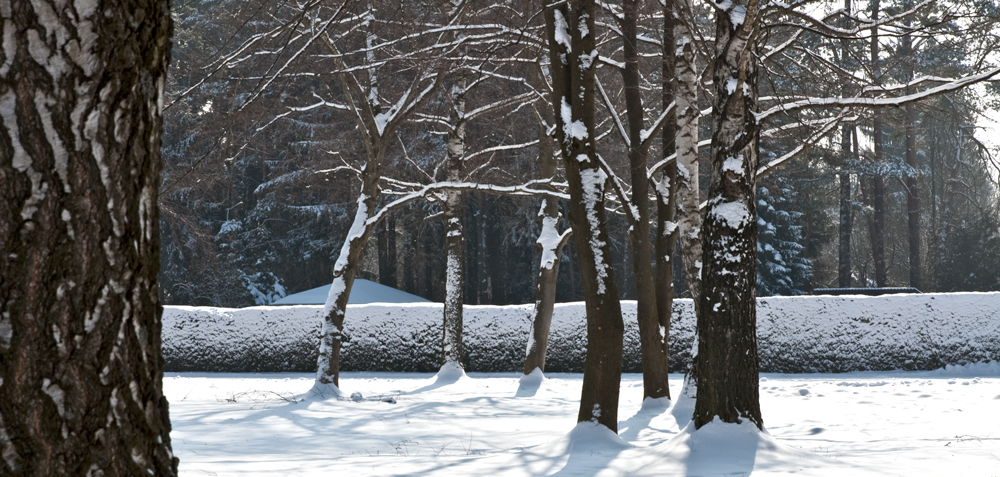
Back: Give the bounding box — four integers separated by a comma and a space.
159, 0, 1000, 308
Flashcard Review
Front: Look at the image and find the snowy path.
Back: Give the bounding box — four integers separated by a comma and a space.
165, 367, 1000, 476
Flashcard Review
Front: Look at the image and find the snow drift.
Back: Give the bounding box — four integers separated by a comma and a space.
162, 293, 1000, 373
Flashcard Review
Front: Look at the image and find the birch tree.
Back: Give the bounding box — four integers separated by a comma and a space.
0, 0, 178, 474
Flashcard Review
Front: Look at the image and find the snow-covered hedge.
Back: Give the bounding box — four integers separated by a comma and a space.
162, 293, 1000, 373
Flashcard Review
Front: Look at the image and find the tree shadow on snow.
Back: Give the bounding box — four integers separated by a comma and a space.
617, 397, 675, 445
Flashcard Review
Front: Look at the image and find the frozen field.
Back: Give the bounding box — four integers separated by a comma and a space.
165, 364, 1000, 476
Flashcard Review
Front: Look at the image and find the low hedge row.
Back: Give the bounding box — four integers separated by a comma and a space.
162, 293, 1000, 373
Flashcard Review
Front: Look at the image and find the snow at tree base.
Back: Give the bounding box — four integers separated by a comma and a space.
164, 366, 1000, 476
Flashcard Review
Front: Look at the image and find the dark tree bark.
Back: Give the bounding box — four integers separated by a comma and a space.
837, 0, 853, 289
868, 0, 887, 287
546, 0, 625, 432
901, 4, 922, 290
693, 0, 763, 430
654, 0, 679, 401
523, 116, 571, 376
378, 215, 397, 288
838, 126, 855, 288
0, 0, 178, 474
621, 0, 670, 400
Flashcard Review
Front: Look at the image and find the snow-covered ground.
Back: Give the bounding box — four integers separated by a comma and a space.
165, 364, 1000, 476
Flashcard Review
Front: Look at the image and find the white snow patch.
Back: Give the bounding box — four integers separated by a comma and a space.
730, 5, 747, 27
709, 200, 750, 230
560, 98, 587, 140
726, 77, 739, 95
579, 167, 609, 295
553, 10, 572, 52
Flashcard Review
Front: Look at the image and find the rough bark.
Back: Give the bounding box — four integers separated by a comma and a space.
546, 0, 625, 432
869, 0, 887, 287
693, 0, 763, 430
674, 0, 703, 403
523, 120, 571, 375
621, 0, 670, 400
0, 0, 178, 474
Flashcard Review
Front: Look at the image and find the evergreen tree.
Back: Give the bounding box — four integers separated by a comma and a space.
756, 177, 812, 296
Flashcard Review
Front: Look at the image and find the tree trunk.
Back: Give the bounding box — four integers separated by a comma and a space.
441, 73, 467, 372
316, 159, 381, 390
654, 0, 679, 400
838, 126, 854, 288
622, 0, 670, 400
523, 118, 570, 376
378, 215, 397, 288
837, 0, 853, 289
902, 8, 922, 290
694, 0, 763, 430
869, 0, 887, 287
546, 0, 625, 432
674, 0, 703, 404
0, 1, 178, 474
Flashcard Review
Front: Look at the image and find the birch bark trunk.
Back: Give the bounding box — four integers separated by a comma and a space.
0, 0, 177, 473
441, 73, 467, 373
673, 0, 703, 406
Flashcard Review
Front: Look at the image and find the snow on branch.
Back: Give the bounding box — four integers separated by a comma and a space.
757, 112, 857, 179
756, 66, 1000, 123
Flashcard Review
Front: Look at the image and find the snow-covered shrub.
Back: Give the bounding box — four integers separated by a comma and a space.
162, 293, 1000, 373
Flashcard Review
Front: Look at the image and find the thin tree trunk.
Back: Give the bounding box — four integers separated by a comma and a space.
622, 0, 670, 400
869, 0, 887, 287
838, 126, 854, 288
441, 72, 467, 373
902, 6, 922, 290
694, 0, 763, 430
837, 0, 853, 289
316, 160, 381, 390
523, 119, 571, 376
655, 0, 679, 397
674, 0, 703, 405
546, 0, 625, 432
0, 1, 177, 474
378, 215, 398, 288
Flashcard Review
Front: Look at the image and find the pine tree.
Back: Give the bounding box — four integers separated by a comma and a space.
756, 178, 812, 296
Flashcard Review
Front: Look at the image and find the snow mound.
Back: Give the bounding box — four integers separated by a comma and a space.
650, 419, 839, 476
537, 421, 633, 455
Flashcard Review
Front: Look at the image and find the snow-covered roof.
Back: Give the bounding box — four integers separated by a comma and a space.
272, 279, 432, 305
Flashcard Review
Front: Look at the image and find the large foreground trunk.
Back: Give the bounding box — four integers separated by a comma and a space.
546, 0, 625, 432
0, 1, 178, 474
693, 0, 763, 430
